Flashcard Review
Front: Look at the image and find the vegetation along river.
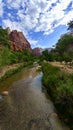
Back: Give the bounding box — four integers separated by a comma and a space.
0, 67, 69, 130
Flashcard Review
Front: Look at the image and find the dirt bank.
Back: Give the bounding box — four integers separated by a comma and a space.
49, 61, 73, 74
0, 63, 23, 79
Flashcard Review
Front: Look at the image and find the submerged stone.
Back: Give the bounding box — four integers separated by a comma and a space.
2, 91, 9, 96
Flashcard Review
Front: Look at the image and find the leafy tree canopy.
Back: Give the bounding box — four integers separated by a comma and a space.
67, 20, 73, 32
56, 34, 73, 53
0, 27, 10, 48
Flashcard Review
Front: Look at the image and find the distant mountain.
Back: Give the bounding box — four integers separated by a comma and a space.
32, 47, 52, 56
32, 47, 43, 56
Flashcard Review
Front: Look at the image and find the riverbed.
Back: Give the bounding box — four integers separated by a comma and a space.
0, 67, 69, 130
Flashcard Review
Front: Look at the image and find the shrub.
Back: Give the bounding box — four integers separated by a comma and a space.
42, 62, 73, 128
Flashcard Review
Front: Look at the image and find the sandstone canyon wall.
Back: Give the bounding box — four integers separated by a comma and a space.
9, 30, 32, 52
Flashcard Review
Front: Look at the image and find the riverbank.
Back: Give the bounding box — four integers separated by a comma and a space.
0, 63, 23, 78
0, 63, 27, 82
0, 61, 38, 83
0, 62, 34, 93
49, 61, 73, 74
0, 66, 69, 130
41, 62, 73, 129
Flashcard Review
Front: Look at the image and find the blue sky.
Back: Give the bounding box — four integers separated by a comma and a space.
0, 0, 73, 49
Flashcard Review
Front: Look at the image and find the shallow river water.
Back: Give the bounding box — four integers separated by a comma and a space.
0, 67, 69, 130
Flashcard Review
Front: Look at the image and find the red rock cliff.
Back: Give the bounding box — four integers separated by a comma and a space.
32, 47, 42, 56
9, 30, 32, 52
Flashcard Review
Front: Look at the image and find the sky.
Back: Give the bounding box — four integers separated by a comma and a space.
0, 0, 73, 49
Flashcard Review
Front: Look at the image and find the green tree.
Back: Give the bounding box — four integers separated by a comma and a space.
67, 20, 73, 32
0, 28, 10, 48
55, 34, 73, 61
23, 50, 36, 62
42, 50, 49, 61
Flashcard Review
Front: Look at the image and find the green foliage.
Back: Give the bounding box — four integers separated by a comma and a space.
67, 20, 73, 32
0, 27, 10, 48
0, 64, 24, 82
42, 62, 73, 128
0, 47, 36, 67
41, 33, 73, 62
23, 50, 36, 62
0, 48, 11, 66
53, 34, 73, 62
0, 27, 36, 67
56, 34, 73, 52
40, 50, 54, 61
40, 33, 73, 62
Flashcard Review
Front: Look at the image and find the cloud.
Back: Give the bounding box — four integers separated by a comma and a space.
0, 0, 4, 17
1, 0, 73, 39
3, 19, 28, 36
34, 0, 73, 35
6, 0, 24, 9
60, 10, 73, 25
27, 38, 38, 48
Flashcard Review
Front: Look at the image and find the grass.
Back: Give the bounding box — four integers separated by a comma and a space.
0, 64, 23, 82
0, 61, 33, 82
42, 62, 73, 129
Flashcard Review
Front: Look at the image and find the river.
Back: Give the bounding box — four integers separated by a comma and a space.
0, 67, 69, 130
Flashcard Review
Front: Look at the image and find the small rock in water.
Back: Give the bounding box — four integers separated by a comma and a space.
2, 91, 9, 96
0, 95, 3, 101
49, 112, 58, 117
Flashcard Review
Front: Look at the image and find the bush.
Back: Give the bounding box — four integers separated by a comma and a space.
42, 62, 73, 129
0, 28, 10, 48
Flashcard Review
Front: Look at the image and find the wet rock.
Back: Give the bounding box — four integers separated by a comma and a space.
0, 95, 3, 101
49, 112, 58, 118
2, 91, 9, 96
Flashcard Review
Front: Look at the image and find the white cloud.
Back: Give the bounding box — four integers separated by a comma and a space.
6, 0, 23, 9
60, 10, 73, 25
28, 38, 38, 46
44, 29, 54, 35
27, 35, 47, 49
1, 0, 73, 37
35, 0, 73, 34
3, 19, 28, 36
0, 0, 4, 17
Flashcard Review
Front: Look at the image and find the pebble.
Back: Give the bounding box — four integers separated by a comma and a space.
0, 95, 3, 101
49, 112, 58, 117
2, 91, 9, 96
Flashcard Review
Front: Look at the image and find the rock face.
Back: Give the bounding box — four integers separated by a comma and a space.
32, 47, 43, 56
9, 30, 32, 52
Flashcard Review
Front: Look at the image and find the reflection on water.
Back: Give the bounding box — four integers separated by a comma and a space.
0, 67, 69, 130
0, 68, 40, 92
